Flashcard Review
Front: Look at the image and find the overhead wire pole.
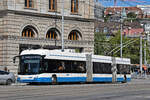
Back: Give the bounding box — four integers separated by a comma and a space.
120, 14, 123, 58
120, 8, 125, 58
144, 25, 147, 78
113, 0, 126, 58
144, 35, 148, 66
61, 0, 64, 52
144, 39, 147, 64
119, 1, 123, 58
143, 23, 149, 70
140, 34, 143, 76
143, 24, 147, 66
120, 5, 127, 58
140, 23, 146, 77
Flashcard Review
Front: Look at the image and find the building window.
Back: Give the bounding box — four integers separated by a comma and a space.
95, 28, 99, 33
103, 27, 108, 33
46, 30, 58, 40
71, 0, 78, 13
22, 28, 35, 37
68, 31, 81, 40
25, 0, 34, 8
49, 0, 57, 11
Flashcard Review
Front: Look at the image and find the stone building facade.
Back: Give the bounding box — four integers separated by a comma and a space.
0, 0, 95, 74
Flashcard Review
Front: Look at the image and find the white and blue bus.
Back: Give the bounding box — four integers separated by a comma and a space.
14, 49, 131, 84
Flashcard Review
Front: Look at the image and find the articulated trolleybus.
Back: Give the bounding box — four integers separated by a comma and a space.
14, 49, 131, 84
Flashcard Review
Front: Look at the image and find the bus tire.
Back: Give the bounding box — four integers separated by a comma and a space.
52, 74, 57, 85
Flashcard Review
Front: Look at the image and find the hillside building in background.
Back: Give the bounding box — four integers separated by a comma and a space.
0, 0, 95, 74
137, 5, 150, 18
105, 7, 143, 19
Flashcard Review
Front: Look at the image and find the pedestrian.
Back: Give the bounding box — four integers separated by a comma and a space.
77, 64, 85, 72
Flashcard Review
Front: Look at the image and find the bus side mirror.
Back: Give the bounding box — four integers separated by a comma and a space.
41, 55, 46, 60
13, 56, 20, 63
13, 57, 16, 63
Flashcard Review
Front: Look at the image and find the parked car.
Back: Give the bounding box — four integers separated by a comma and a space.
0, 70, 15, 85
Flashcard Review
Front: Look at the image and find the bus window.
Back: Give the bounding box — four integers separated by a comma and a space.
93, 62, 112, 74
117, 64, 130, 74
39, 60, 48, 73
19, 55, 41, 75
38, 59, 86, 73
57, 61, 65, 72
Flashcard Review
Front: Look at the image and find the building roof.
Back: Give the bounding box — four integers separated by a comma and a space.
105, 7, 143, 18
123, 28, 144, 36
94, 20, 142, 36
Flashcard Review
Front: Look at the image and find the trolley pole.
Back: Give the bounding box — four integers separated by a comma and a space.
61, 0, 64, 52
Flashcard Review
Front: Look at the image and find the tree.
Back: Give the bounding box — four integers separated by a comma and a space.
94, 31, 150, 64
94, 32, 114, 55
127, 12, 137, 18
94, 32, 107, 55
126, 12, 137, 22
104, 14, 111, 22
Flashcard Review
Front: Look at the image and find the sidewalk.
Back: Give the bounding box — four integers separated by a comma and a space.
131, 73, 150, 79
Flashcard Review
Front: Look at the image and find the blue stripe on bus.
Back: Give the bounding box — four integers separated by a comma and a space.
17, 77, 131, 83
35, 77, 51, 82
57, 77, 86, 82
18, 77, 87, 83
93, 77, 112, 82
93, 77, 131, 82
17, 77, 52, 83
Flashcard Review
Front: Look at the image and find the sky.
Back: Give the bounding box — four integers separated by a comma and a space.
98, 0, 150, 7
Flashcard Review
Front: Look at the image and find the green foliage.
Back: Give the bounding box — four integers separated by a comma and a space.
104, 14, 111, 22
94, 31, 150, 64
94, 32, 107, 55
126, 12, 137, 22
127, 12, 137, 18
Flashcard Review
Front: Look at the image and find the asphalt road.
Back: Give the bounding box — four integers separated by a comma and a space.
0, 79, 150, 100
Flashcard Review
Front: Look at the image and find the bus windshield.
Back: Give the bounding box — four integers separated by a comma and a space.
19, 55, 41, 75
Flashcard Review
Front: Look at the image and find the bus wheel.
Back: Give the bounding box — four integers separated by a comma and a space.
122, 74, 127, 83
52, 74, 57, 85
